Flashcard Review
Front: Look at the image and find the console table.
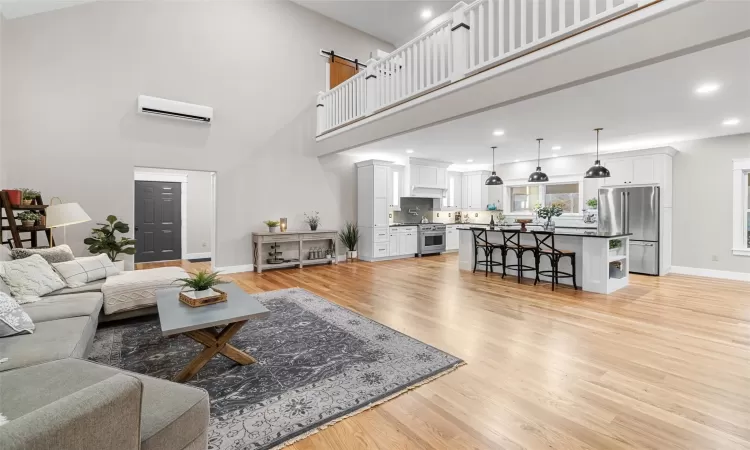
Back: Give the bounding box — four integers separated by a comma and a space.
252, 230, 338, 273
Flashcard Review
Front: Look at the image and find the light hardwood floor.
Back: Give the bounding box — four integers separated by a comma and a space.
138, 254, 750, 450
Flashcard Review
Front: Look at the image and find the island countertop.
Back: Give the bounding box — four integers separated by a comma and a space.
456, 225, 632, 239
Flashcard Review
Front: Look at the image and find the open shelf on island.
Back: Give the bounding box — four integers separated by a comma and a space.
608, 254, 627, 263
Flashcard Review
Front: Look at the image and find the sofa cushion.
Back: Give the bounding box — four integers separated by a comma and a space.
11, 244, 75, 264
101, 267, 187, 315
0, 292, 35, 336
44, 280, 105, 296
22, 292, 103, 323
52, 254, 120, 288
0, 254, 66, 302
0, 316, 96, 372
0, 358, 209, 450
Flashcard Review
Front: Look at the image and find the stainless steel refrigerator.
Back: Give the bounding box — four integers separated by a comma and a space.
598, 186, 660, 275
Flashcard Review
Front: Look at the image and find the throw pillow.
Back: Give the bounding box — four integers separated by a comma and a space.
0, 254, 66, 303
52, 254, 120, 288
12, 245, 75, 264
0, 292, 34, 337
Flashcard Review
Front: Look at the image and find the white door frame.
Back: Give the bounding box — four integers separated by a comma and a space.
134, 171, 189, 262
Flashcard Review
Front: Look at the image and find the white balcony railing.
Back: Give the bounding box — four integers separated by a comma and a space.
317, 0, 638, 136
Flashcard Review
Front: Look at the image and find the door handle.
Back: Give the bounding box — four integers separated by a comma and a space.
135, 226, 139, 232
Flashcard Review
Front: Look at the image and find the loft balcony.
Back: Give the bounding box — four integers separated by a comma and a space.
313, 0, 750, 156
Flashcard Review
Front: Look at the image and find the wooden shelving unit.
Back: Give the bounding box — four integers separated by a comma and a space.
0, 191, 55, 248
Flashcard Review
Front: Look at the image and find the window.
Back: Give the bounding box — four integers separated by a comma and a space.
510, 186, 541, 213
732, 159, 750, 256
545, 183, 580, 213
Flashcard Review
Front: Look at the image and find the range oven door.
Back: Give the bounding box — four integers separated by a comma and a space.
420, 232, 446, 255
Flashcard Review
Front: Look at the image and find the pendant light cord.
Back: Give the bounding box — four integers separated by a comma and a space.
594, 127, 603, 161
536, 138, 542, 166
491, 146, 496, 172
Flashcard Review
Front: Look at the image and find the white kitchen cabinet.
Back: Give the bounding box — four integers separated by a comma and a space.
461, 171, 490, 210
403, 228, 418, 255
446, 225, 460, 251
601, 150, 673, 207
408, 158, 450, 194
389, 230, 399, 256
357, 160, 396, 261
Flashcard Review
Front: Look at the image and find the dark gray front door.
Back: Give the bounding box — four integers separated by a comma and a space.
134, 180, 182, 263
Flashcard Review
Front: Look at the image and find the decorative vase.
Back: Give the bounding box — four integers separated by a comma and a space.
22, 199, 33, 206
310, 224, 318, 231
346, 250, 357, 260
544, 219, 555, 231
113, 260, 126, 271
5, 190, 21, 206
268, 226, 280, 233
21, 220, 35, 228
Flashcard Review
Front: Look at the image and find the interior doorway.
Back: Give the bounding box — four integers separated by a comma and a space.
133, 168, 217, 267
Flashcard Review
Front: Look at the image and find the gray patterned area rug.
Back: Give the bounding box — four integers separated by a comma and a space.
89, 287, 463, 450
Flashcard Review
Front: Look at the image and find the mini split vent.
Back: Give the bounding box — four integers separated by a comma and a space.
137, 95, 213, 123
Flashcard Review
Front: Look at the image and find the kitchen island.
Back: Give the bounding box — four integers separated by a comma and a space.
458, 226, 632, 294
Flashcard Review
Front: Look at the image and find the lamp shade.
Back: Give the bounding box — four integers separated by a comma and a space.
46, 203, 91, 228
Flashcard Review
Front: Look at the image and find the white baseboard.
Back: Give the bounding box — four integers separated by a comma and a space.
185, 252, 211, 260
670, 266, 750, 282
214, 264, 254, 274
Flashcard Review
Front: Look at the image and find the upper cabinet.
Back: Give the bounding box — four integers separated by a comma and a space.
357, 160, 391, 228
408, 158, 451, 197
461, 171, 491, 210
602, 148, 674, 207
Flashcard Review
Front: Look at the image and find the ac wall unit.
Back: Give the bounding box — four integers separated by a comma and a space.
137, 95, 213, 123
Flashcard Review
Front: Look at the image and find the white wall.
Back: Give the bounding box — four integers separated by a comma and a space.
671, 133, 750, 274
1, 0, 392, 268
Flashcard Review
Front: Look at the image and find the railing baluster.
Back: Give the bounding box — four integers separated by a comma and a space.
509, 0, 516, 50
559, 0, 565, 31
401, 52, 406, 99
390, 59, 395, 103
533, 0, 539, 42
545, 0, 552, 37
499, 0, 505, 55
521, 0, 527, 47
590, 0, 596, 17
442, 26, 448, 80
489, 0, 495, 60
606, 0, 613, 10
479, 4, 485, 64
420, 38, 426, 90
574, 0, 581, 24
469, 9, 476, 67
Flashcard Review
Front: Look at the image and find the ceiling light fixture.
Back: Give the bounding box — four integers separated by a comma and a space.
695, 83, 720, 95
485, 147, 503, 185
552, 154, 559, 158
420, 8, 432, 19
513, 159, 520, 163
493, 130, 505, 136
405, 149, 414, 153
466, 159, 473, 163
584, 128, 610, 179
551, 146, 561, 150
723, 118, 740, 126
528, 138, 549, 183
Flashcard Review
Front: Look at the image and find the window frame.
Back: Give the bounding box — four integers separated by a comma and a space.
732, 158, 750, 256
503, 176, 584, 217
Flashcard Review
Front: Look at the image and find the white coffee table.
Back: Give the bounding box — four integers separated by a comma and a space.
156, 283, 270, 382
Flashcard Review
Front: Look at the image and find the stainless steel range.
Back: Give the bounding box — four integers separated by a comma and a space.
417, 224, 446, 256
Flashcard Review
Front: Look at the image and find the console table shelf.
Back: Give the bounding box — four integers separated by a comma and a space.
252, 230, 337, 273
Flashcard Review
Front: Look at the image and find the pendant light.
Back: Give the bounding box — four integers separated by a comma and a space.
485, 146, 503, 185
584, 127, 610, 179
528, 138, 549, 182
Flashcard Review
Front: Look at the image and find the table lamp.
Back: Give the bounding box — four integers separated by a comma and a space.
46, 198, 91, 245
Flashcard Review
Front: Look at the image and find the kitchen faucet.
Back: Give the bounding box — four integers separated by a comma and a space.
408, 207, 420, 216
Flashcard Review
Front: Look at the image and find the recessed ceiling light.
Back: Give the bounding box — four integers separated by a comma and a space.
514, 159, 520, 163
493, 130, 505, 136
466, 159, 474, 163
722, 118, 740, 126
552, 154, 559, 158
405, 149, 414, 153
420, 9, 432, 19
551, 146, 561, 150
695, 83, 720, 94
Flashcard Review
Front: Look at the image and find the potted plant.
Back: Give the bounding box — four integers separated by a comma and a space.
264, 220, 280, 233
17, 211, 40, 228
304, 211, 320, 231
21, 188, 41, 206
609, 239, 623, 256
83, 215, 136, 271
174, 269, 226, 300
535, 202, 565, 230
339, 222, 359, 260
586, 198, 598, 210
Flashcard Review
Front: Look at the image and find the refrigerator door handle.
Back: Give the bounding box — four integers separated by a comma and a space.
625, 192, 631, 234
620, 192, 626, 233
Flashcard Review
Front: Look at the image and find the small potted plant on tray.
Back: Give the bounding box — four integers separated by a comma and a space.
18, 211, 41, 228
304, 211, 320, 231
21, 188, 41, 206
264, 220, 280, 233
175, 270, 227, 306
339, 221, 359, 260
84, 215, 136, 271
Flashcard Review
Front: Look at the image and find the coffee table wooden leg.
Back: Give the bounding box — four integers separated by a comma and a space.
174, 320, 251, 383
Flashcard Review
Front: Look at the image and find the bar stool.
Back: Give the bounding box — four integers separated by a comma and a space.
470, 228, 504, 277
501, 230, 537, 283
532, 231, 578, 291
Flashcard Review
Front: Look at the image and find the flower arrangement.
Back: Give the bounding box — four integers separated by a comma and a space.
304, 211, 320, 231
534, 202, 565, 229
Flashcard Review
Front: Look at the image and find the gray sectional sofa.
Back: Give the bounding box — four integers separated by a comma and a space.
0, 252, 210, 450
